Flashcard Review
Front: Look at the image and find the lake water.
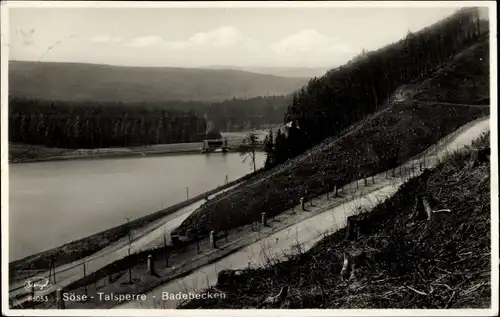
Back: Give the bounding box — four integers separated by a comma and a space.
8, 152, 266, 262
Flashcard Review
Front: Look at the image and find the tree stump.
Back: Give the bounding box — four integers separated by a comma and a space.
259, 286, 289, 308
216, 269, 235, 286
345, 214, 370, 241
473, 147, 490, 167
340, 248, 374, 282
410, 195, 432, 221
216, 269, 245, 287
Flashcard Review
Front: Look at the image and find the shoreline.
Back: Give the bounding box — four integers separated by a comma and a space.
8, 167, 264, 282
9, 142, 265, 164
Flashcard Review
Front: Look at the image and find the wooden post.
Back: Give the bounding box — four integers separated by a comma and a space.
147, 255, 154, 275
31, 283, 35, 309
300, 197, 305, 211
210, 231, 216, 248
83, 262, 88, 296
128, 247, 132, 284
52, 260, 56, 284
356, 180, 359, 189
48, 256, 56, 284
56, 289, 65, 309
261, 212, 267, 226
126, 217, 132, 284
385, 170, 388, 179
163, 234, 169, 267
335, 185, 339, 197
372, 175, 375, 184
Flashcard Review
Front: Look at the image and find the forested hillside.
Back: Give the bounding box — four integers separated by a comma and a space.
9, 61, 306, 102
8, 98, 216, 148
8, 94, 291, 148
264, 7, 486, 168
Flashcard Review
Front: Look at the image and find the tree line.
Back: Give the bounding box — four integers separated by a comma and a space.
8, 94, 291, 149
263, 7, 484, 169
121, 95, 291, 132
8, 97, 214, 148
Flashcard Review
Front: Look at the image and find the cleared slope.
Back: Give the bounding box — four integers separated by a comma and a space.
179, 132, 491, 309
173, 38, 490, 239
8, 61, 308, 102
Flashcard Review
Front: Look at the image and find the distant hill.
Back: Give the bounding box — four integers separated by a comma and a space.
8, 61, 308, 102
204, 65, 332, 78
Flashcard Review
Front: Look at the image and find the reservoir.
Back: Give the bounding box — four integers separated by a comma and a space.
9, 151, 266, 261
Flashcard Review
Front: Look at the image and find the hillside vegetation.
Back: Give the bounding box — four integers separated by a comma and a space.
266, 8, 486, 167
9, 61, 307, 103
173, 9, 489, 240
180, 132, 491, 309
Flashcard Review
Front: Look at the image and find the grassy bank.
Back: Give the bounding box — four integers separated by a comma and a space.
9, 167, 265, 282
173, 38, 490, 239
179, 132, 491, 309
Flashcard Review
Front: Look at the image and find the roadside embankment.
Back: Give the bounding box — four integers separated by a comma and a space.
179, 132, 491, 309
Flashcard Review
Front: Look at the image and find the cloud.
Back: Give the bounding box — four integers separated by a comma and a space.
125, 26, 257, 50
91, 35, 122, 43
126, 36, 164, 47
272, 29, 357, 54
187, 26, 249, 47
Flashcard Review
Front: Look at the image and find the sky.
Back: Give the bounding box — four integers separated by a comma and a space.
7, 5, 489, 68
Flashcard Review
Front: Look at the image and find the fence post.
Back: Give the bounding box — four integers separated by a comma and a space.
335, 185, 339, 197
261, 212, 267, 226
83, 262, 88, 296
300, 197, 305, 211
56, 289, 65, 309
31, 283, 35, 309
147, 255, 154, 275
210, 231, 216, 248
372, 175, 375, 184
163, 234, 169, 266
